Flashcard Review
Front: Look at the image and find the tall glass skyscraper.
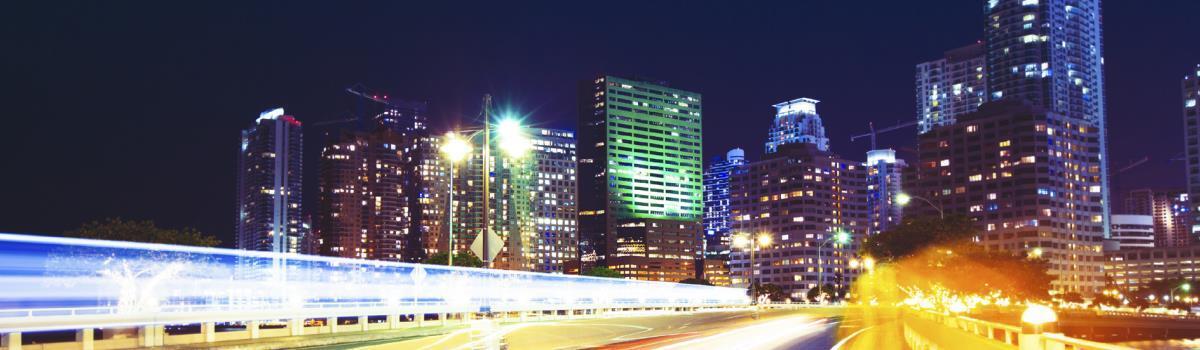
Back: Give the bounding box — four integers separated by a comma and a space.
984, 0, 1110, 237
703, 148, 746, 258
578, 75, 703, 281
236, 108, 305, 254
864, 149, 906, 236
765, 98, 829, 153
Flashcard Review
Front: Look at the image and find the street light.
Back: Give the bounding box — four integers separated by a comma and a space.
440, 95, 531, 269
816, 230, 851, 301
1170, 282, 1192, 304
440, 133, 472, 267
895, 193, 944, 219
734, 232, 771, 304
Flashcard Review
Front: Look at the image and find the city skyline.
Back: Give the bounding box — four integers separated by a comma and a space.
2, 1, 1198, 247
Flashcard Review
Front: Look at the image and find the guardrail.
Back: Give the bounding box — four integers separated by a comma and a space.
0, 233, 750, 350
902, 308, 1134, 350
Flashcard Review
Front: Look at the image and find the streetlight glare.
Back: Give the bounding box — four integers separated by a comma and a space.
1021, 304, 1057, 326
895, 193, 912, 205
835, 231, 850, 244
756, 233, 772, 247
497, 118, 531, 158
1184, 283, 1192, 292
732, 234, 750, 248
441, 133, 472, 162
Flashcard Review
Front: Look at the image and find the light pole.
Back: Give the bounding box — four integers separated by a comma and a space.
896, 193, 944, 219
1170, 282, 1192, 304
734, 232, 772, 304
439, 95, 530, 269
816, 231, 851, 301
440, 133, 471, 267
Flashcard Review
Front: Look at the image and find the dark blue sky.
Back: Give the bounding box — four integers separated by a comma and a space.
2, 1, 1197, 245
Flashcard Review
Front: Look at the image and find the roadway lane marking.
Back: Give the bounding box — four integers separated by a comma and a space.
830, 326, 874, 350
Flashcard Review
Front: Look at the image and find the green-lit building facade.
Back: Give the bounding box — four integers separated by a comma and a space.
578, 75, 704, 281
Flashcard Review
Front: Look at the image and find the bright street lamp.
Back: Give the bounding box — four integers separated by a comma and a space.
1170, 282, 1192, 304
439, 95, 531, 269
734, 232, 772, 304
895, 193, 944, 219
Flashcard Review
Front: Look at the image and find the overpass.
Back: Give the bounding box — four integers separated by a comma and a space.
0, 233, 748, 349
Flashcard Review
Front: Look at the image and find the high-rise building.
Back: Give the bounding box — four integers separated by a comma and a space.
765, 98, 829, 153
1182, 65, 1200, 239
729, 143, 870, 299
908, 100, 1105, 294
984, 0, 1110, 239
1124, 188, 1191, 248
529, 128, 579, 273
1109, 215, 1154, 249
915, 42, 988, 134
864, 149, 907, 235
578, 75, 703, 281
703, 148, 746, 258
236, 108, 305, 254
314, 90, 442, 263
317, 123, 409, 261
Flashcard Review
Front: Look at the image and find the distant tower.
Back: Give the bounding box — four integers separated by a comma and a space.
703, 148, 747, 258
765, 98, 829, 153
864, 149, 906, 235
236, 108, 305, 254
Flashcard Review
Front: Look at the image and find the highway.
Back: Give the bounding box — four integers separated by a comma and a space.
304, 307, 906, 350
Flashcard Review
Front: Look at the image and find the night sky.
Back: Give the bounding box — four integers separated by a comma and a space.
2, 1, 1197, 246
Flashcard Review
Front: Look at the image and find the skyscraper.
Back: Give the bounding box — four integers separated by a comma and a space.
915, 42, 988, 134
236, 108, 305, 254
984, 0, 1110, 238
317, 122, 408, 261
765, 98, 829, 153
864, 149, 907, 236
703, 148, 746, 258
908, 100, 1106, 294
1125, 188, 1191, 248
578, 75, 703, 281
529, 128, 579, 273
1183, 64, 1200, 239
729, 143, 869, 299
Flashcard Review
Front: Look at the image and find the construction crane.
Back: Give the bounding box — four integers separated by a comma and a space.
850, 120, 918, 150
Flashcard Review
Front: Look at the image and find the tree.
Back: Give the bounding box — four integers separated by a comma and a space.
806, 284, 839, 301
856, 215, 1053, 302
583, 267, 623, 278
422, 251, 484, 268
751, 283, 788, 302
64, 218, 220, 247
1061, 292, 1085, 304
678, 278, 713, 286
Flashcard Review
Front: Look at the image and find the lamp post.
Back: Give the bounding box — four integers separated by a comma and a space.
1170, 282, 1192, 304
816, 231, 851, 301
896, 193, 944, 219
734, 232, 772, 304
440, 95, 530, 269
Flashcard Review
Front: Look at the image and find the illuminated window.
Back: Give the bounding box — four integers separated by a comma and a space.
966, 125, 978, 133
969, 174, 983, 182
940, 159, 950, 167
999, 140, 1011, 147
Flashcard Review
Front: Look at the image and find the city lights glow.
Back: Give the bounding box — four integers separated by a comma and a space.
0, 233, 748, 333
441, 132, 472, 162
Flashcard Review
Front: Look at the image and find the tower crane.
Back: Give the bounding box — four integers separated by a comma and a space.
850, 120, 918, 150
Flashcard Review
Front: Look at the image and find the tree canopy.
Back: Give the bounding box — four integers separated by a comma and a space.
422, 251, 484, 268
678, 278, 713, 286
855, 215, 1052, 302
583, 267, 623, 278
64, 218, 220, 247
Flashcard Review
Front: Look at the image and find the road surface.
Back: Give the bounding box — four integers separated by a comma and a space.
311, 306, 905, 350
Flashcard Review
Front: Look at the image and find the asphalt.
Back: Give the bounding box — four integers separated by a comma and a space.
301, 306, 909, 350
